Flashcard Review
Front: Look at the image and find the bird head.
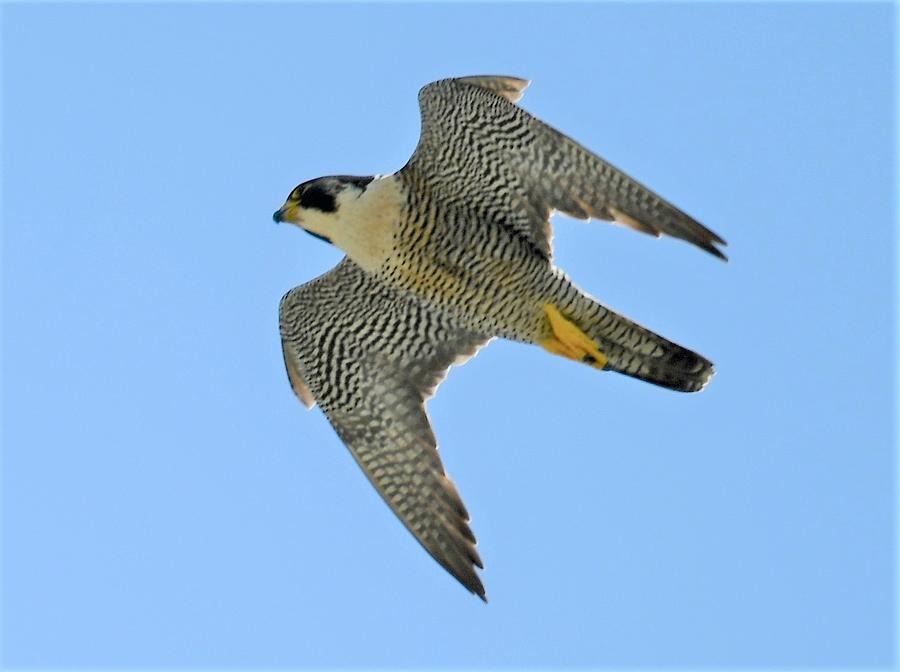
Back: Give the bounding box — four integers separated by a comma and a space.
273, 175, 375, 245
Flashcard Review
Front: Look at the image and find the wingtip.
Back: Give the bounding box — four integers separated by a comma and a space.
698, 238, 728, 262
709, 245, 729, 262
704, 230, 728, 260
452, 567, 487, 602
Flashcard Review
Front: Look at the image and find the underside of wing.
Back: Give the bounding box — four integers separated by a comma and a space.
403, 75, 727, 260
279, 259, 491, 599
453, 75, 530, 103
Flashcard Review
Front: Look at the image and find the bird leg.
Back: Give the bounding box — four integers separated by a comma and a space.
539, 303, 609, 370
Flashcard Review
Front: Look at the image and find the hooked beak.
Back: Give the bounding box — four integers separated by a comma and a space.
273, 203, 300, 224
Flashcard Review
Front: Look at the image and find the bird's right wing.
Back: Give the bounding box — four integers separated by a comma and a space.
279, 258, 491, 599
402, 75, 726, 260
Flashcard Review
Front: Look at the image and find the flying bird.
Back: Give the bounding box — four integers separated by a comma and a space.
274, 76, 725, 601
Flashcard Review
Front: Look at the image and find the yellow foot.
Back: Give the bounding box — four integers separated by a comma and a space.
539, 303, 609, 370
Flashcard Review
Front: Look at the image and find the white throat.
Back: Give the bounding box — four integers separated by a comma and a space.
322, 175, 401, 272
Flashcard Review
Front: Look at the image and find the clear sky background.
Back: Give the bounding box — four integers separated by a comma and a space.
1, 2, 895, 668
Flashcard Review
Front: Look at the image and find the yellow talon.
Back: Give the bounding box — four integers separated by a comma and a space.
539, 303, 609, 370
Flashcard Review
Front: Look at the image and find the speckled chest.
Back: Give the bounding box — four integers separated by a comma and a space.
375, 179, 555, 339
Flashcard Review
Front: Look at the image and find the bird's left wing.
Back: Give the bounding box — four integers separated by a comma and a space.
402, 75, 726, 260
279, 258, 491, 599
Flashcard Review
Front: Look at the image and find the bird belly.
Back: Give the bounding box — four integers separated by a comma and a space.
379, 215, 569, 344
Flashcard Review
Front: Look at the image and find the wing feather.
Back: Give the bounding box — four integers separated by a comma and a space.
403, 75, 727, 260
279, 259, 490, 599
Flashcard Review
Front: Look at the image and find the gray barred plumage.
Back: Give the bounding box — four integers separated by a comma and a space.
280, 259, 489, 596
274, 76, 725, 600
406, 76, 726, 259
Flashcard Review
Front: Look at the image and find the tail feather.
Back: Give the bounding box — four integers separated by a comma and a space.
585, 304, 714, 393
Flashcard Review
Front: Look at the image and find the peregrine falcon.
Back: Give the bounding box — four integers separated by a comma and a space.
273, 76, 725, 601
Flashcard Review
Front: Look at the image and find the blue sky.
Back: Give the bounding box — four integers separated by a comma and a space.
1, 2, 895, 668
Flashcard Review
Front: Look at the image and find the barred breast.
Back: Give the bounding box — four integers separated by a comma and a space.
373, 173, 584, 345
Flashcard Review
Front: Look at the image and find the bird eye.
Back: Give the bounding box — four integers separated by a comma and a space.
290, 187, 303, 201
299, 185, 337, 213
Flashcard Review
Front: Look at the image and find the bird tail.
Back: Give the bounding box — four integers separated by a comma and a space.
541, 300, 714, 393
591, 304, 714, 392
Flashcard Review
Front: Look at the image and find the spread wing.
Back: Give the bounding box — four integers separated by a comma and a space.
279, 258, 491, 599
402, 75, 727, 260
